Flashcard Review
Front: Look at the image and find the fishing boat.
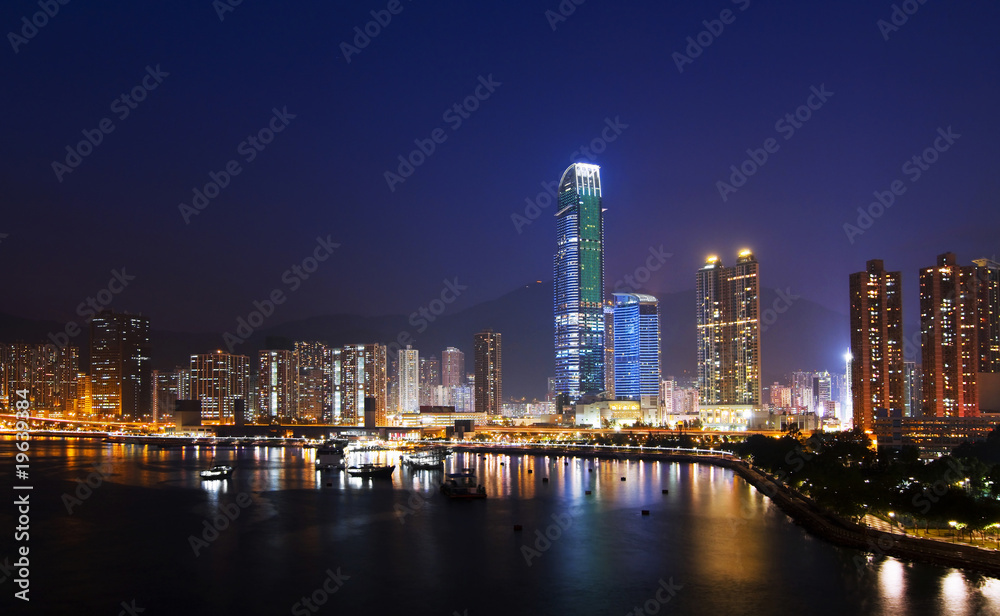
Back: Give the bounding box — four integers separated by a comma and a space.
199, 465, 234, 480
441, 469, 486, 499
346, 463, 395, 479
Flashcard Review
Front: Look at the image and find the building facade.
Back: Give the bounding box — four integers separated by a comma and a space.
474, 329, 502, 416
696, 251, 761, 406
90, 311, 151, 420
554, 163, 605, 404
612, 293, 660, 408
441, 347, 465, 388
258, 349, 295, 420
974, 258, 1000, 373
920, 252, 979, 417
189, 351, 249, 423
849, 259, 905, 431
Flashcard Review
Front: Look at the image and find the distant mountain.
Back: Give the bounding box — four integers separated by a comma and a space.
0, 281, 860, 398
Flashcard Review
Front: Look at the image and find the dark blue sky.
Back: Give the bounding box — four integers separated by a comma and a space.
2, 0, 997, 334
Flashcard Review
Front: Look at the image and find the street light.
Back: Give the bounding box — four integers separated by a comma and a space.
888, 511, 896, 534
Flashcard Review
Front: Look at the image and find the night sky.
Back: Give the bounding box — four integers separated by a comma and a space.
2, 0, 997, 334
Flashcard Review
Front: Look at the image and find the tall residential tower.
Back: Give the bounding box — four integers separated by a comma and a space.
696, 251, 761, 406
849, 259, 904, 431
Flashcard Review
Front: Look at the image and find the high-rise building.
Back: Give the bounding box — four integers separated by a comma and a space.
812, 371, 832, 415
770, 383, 792, 408
696, 251, 761, 406
258, 350, 295, 420
902, 361, 919, 417
294, 341, 332, 422
850, 259, 905, 431
612, 293, 660, 409
151, 368, 183, 423
0, 343, 79, 416
397, 345, 419, 415
332, 344, 387, 425
974, 258, 1000, 373
474, 330, 502, 416
419, 355, 440, 406
441, 347, 465, 388
364, 343, 387, 425
604, 303, 615, 399
90, 311, 151, 420
554, 163, 605, 404
920, 252, 979, 417
189, 351, 249, 423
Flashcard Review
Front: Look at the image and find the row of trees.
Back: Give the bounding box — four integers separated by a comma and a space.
725, 428, 1000, 538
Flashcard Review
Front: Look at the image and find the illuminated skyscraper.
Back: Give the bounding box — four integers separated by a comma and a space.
554, 163, 604, 404
920, 252, 979, 417
604, 303, 615, 399
294, 341, 332, 422
189, 351, 249, 423
0, 343, 78, 416
419, 355, 440, 406
333, 344, 387, 425
474, 329, 502, 415
612, 293, 660, 408
258, 350, 295, 420
696, 251, 761, 406
849, 259, 904, 431
90, 311, 151, 420
974, 258, 1000, 373
441, 347, 465, 388
397, 345, 419, 415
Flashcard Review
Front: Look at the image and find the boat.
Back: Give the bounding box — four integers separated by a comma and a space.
401, 448, 449, 470
346, 464, 395, 479
199, 465, 234, 480
315, 445, 346, 471
441, 469, 486, 499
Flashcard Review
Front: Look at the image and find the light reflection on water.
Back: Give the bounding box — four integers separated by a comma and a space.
7, 438, 1000, 616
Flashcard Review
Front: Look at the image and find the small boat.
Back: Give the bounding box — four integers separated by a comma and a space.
441, 470, 486, 499
401, 448, 448, 470
200, 465, 234, 480
316, 445, 346, 471
346, 464, 395, 479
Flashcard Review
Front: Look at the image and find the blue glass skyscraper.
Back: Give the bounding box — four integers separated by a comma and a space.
554, 163, 604, 403
612, 293, 660, 402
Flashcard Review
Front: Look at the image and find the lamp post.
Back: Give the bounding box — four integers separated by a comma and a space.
888, 511, 896, 534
